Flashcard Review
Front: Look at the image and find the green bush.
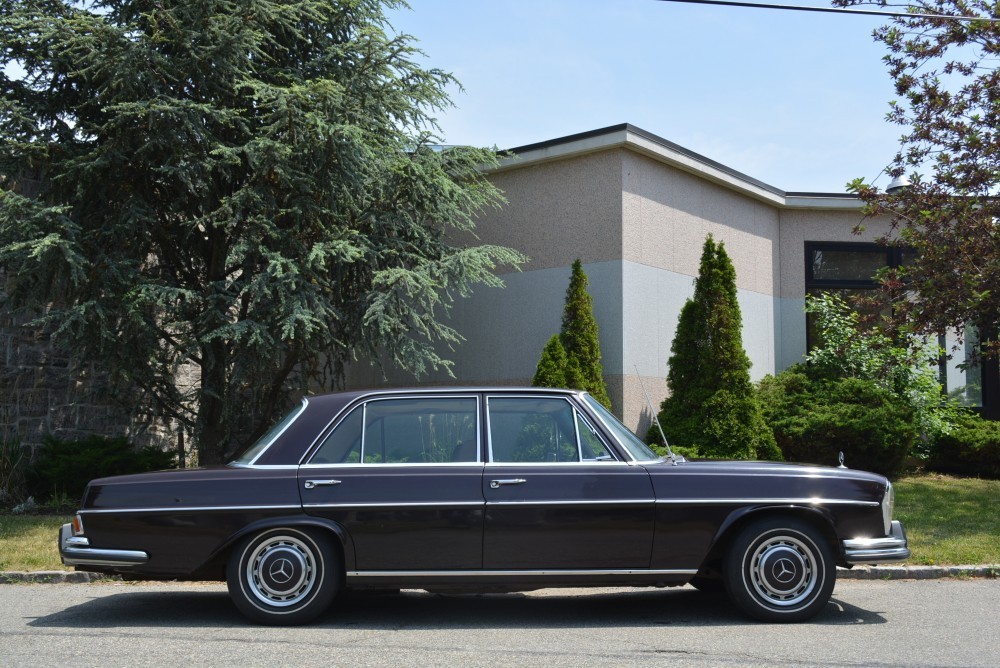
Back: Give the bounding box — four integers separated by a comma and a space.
26, 435, 176, 504
1, 438, 30, 507
928, 414, 1000, 478
758, 369, 915, 477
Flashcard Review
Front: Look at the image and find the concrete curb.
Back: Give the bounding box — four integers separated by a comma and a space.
1, 566, 998, 584
0, 570, 117, 584
836, 565, 999, 580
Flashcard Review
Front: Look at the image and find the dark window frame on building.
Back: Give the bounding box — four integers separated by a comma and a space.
804, 241, 999, 419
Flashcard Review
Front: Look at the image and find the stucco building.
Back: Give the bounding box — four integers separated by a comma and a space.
348, 124, 995, 433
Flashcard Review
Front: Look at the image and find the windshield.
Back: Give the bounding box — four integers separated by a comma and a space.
582, 394, 661, 462
230, 399, 308, 465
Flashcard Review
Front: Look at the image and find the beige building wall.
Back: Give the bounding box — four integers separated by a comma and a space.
347, 125, 884, 439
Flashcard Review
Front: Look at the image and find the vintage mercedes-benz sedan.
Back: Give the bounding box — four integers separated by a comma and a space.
59, 388, 909, 624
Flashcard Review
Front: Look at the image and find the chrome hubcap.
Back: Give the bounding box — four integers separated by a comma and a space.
246, 535, 316, 607
746, 534, 819, 607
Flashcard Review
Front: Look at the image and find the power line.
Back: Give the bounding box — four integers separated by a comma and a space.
655, 0, 1000, 21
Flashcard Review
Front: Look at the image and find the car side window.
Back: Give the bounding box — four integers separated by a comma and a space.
361, 397, 479, 464
310, 397, 479, 465
578, 412, 614, 461
488, 397, 585, 463
310, 406, 363, 464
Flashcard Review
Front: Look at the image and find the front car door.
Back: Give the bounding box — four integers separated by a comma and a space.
482, 394, 655, 569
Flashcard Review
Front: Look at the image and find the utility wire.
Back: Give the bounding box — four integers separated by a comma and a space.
655, 0, 1000, 21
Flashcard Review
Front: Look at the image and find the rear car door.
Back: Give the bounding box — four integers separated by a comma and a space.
299, 394, 485, 570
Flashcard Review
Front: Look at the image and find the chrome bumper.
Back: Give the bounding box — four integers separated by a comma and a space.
59, 523, 149, 568
843, 520, 911, 565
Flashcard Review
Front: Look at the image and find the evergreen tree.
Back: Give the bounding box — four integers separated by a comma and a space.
559, 260, 611, 408
0, 1, 525, 464
532, 335, 568, 388
649, 236, 779, 459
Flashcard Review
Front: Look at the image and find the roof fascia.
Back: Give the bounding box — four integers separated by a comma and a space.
492, 124, 864, 211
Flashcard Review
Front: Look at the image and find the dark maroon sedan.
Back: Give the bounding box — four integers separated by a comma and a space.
60, 387, 909, 624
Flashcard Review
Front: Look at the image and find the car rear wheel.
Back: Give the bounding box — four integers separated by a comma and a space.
227, 527, 339, 625
723, 517, 835, 622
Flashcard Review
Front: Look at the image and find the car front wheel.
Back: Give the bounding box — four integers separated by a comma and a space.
227, 527, 339, 625
723, 517, 835, 622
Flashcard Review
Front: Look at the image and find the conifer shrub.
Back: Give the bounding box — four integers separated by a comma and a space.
532, 335, 568, 388
928, 414, 1000, 479
649, 236, 778, 460
532, 260, 611, 408
26, 435, 176, 503
758, 369, 915, 478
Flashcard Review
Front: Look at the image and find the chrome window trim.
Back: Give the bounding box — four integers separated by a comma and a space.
346, 568, 698, 578
77, 504, 302, 515
242, 398, 309, 466
654, 497, 880, 507
483, 460, 628, 468
300, 462, 487, 469
304, 394, 482, 466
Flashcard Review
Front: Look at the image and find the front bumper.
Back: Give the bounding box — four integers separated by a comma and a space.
59, 523, 149, 569
843, 520, 911, 565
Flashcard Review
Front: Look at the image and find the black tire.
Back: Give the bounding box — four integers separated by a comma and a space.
227, 527, 340, 625
722, 517, 835, 622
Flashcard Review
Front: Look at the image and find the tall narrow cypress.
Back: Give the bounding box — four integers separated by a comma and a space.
531, 260, 611, 409
650, 236, 779, 459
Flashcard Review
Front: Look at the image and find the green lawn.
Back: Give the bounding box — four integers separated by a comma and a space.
0, 474, 996, 572
893, 474, 1000, 566
0, 515, 69, 571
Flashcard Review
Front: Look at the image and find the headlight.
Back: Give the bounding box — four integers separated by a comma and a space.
881, 481, 894, 536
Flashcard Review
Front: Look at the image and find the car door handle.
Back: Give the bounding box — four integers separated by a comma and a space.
304, 479, 342, 489
490, 478, 527, 489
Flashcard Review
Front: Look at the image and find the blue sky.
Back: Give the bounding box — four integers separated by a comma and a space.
386, 0, 904, 193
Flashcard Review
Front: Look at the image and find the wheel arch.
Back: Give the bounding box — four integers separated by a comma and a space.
196, 515, 355, 581
698, 505, 841, 577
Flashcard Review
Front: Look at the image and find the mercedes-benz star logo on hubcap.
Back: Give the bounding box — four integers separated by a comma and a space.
268, 558, 294, 584
772, 558, 796, 583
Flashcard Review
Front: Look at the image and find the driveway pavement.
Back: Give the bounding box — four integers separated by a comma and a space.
2, 580, 998, 667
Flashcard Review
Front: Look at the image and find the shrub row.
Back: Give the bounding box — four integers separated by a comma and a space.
755, 365, 999, 479
1, 435, 175, 509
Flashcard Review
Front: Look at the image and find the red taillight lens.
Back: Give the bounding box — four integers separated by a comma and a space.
72, 514, 84, 536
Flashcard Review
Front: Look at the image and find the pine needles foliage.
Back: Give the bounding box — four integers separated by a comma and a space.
0, 0, 526, 463
531, 260, 610, 408
532, 335, 569, 388
649, 236, 779, 460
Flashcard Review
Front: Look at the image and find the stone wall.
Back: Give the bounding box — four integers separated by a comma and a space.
0, 307, 174, 452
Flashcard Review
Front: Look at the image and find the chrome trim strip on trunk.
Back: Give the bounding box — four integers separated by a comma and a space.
346, 568, 698, 578
77, 504, 302, 514
59, 524, 149, 568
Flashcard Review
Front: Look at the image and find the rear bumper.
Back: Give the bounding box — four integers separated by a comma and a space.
59, 523, 149, 569
843, 520, 911, 565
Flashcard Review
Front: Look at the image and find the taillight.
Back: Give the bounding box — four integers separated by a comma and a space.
72, 514, 85, 536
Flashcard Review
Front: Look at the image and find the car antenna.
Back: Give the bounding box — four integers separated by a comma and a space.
635, 365, 682, 465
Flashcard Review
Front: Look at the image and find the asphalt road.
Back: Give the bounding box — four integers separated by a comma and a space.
1, 579, 997, 667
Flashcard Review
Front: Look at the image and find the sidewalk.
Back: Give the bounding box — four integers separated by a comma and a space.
2, 564, 998, 584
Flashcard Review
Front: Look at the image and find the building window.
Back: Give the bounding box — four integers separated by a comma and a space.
804, 242, 995, 415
